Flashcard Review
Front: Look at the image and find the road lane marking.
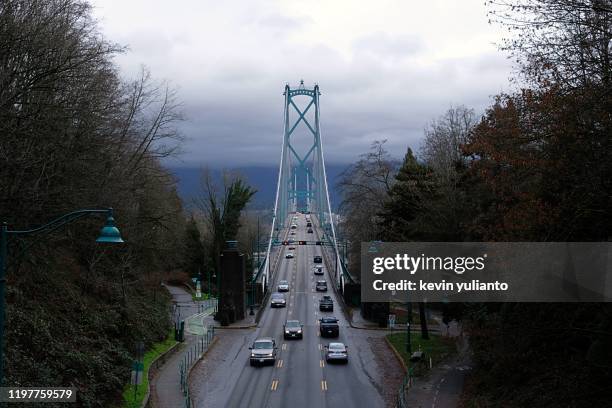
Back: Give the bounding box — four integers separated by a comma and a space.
319, 343, 323, 350
271, 380, 279, 391
282, 343, 287, 350
320, 359, 325, 368
321, 380, 327, 391
277, 359, 283, 368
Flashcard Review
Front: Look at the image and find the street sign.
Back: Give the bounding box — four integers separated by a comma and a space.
388, 314, 396, 328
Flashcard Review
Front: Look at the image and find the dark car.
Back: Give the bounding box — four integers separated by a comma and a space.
313, 255, 322, 264
325, 342, 348, 363
283, 320, 303, 339
307, 228, 313, 233
307, 222, 312, 227
270, 292, 286, 308
313, 266, 324, 275
319, 317, 339, 337
315, 280, 328, 292
249, 337, 277, 366
319, 295, 333, 312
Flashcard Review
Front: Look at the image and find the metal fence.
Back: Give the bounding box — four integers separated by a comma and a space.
396, 367, 414, 408
195, 298, 218, 314
179, 326, 215, 408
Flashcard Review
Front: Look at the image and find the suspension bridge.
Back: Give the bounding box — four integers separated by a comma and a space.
252, 80, 355, 301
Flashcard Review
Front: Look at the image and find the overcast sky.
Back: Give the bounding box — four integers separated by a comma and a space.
90, 0, 513, 167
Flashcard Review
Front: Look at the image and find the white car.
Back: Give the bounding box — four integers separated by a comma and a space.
313, 266, 324, 275
278, 280, 289, 292
285, 252, 295, 259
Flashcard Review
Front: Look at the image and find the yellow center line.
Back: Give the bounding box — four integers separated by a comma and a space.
320, 359, 325, 368
321, 380, 327, 391
277, 359, 283, 368
271, 379, 279, 391
282, 343, 287, 350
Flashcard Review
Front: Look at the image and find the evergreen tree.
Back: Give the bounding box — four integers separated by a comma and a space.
184, 216, 206, 278
380, 148, 431, 339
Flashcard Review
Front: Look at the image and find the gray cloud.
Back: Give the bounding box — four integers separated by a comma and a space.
91, 0, 513, 168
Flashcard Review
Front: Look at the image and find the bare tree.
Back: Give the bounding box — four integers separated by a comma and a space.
337, 140, 399, 275
421, 105, 475, 180
488, 0, 612, 90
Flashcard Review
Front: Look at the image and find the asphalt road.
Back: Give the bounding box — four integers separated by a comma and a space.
222, 213, 384, 408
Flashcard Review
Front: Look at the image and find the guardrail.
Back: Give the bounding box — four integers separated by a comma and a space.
178, 327, 215, 408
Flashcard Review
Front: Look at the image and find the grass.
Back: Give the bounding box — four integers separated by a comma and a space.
121, 332, 177, 408
386, 332, 455, 375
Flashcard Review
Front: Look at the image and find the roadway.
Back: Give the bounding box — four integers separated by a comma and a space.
223, 212, 384, 407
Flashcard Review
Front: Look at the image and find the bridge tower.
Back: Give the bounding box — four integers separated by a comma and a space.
275, 80, 334, 229
259, 81, 349, 292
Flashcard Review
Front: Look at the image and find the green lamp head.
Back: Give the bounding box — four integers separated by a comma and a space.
96, 209, 124, 243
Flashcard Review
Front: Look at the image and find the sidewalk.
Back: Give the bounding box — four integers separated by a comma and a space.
349, 307, 444, 333
404, 324, 471, 408
149, 285, 214, 408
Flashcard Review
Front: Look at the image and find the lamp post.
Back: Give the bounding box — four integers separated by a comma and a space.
406, 301, 413, 354
212, 271, 218, 312
0, 208, 123, 385
208, 269, 212, 300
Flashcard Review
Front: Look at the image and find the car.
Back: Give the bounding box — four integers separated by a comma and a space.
325, 342, 348, 363
306, 222, 312, 227
288, 246, 296, 250
270, 292, 286, 308
315, 280, 328, 292
313, 255, 322, 264
319, 295, 333, 312
307, 228, 313, 233
285, 252, 294, 259
313, 266, 324, 275
288, 239, 295, 244
290, 231, 296, 235
278, 280, 289, 292
319, 317, 339, 337
291, 224, 297, 229
283, 320, 303, 339
249, 337, 277, 366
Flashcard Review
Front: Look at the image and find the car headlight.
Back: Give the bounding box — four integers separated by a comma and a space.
297, 329, 302, 334
285, 330, 290, 334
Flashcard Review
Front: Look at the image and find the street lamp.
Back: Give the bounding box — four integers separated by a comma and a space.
0, 208, 123, 385
406, 301, 412, 354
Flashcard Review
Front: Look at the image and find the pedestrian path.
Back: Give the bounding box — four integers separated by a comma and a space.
149, 285, 215, 408
185, 300, 217, 335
